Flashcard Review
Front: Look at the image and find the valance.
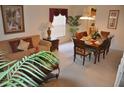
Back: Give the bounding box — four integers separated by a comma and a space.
49, 8, 68, 22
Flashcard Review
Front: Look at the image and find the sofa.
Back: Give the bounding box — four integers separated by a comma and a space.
0, 35, 51, 61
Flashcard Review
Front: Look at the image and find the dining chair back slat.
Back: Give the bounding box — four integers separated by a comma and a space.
101, 31, 110, 38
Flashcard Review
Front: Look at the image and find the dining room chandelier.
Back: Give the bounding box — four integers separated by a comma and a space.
80, 16, 95, 20
79, 7, 96, 35
80, 7, 96, 20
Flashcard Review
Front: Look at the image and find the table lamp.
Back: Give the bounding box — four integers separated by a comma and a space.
47, 22, 53, 39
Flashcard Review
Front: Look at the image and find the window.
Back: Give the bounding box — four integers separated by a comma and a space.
51, 14, 66, 38
49, 8, 68, 38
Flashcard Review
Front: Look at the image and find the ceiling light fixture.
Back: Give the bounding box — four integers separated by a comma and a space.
80, 16, 95, 20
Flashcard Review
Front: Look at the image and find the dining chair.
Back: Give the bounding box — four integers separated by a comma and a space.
100, 31, 110, 38
106, 35, 114, 55
97, 38, 109, 62
75, 31, 88, 40
72, 38, 91, 65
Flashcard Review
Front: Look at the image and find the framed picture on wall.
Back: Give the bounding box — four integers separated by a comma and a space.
107, 10, 119, 29
1, 5, 25, 34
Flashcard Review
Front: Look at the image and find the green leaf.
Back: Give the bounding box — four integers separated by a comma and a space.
24, 62, 47, 77
0, 60, 17, 70
0, 60, 19, 80
37, 54, 57, 67
0, 80, 10, 87
15, 71, 38, 86
27, 58, 52, 72
10, 78, 28, 87
21, 64, 45, 80
13, 74, 37, 87
26, 58, 52, 71
18, 68, 42, 81
32, 57, 53, 70
7, 82, 18, 87
42, 53, 59, 64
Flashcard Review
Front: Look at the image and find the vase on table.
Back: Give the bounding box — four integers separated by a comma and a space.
47, 27, 51, 39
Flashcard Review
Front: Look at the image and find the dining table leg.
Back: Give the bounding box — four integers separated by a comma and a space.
94, 51, 98, 64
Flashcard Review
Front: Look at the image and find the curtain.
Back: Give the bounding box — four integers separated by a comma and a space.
49, 8, 68, 23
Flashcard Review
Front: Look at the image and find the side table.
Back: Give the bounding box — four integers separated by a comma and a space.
43, 38, 59, 52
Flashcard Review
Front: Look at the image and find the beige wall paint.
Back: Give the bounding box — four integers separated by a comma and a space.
96, 5, 124, 51
0, 5, 71, 43
69, 5, 124, 51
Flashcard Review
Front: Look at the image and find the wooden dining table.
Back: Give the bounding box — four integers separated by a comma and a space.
80, 36, 105, 64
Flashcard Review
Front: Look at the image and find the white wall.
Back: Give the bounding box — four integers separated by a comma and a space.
69, 5, 124, 51
0, 5, 71, 43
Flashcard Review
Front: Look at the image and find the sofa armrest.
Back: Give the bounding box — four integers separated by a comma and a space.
39, 40, 51, 47
39, 40, 51, 51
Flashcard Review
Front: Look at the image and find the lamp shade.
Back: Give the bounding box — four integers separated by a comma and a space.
48, 22, 53, 28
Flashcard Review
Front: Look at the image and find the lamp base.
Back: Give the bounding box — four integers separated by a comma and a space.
47, 37, 51, 40
47, 27, 51, 40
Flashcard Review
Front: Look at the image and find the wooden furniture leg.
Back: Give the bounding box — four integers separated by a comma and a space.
94, 52, 97, 64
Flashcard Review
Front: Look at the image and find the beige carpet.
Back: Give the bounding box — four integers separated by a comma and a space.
43, 42, 123, 87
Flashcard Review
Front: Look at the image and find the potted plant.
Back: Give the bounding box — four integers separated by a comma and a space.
67, 15, 81, 37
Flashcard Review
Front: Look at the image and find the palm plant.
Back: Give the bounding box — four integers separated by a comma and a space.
0, 51, 59, 87
67, 15, 81, 36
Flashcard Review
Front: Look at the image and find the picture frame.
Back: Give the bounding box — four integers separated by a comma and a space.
1, 5, 25, 34
107, 10, 119, 29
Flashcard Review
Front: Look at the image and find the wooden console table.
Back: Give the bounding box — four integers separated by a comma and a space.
43, 38, 59, 52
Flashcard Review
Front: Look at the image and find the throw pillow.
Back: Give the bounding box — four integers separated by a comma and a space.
17, 40, 30, 51
23, 38, 33, 49
9, 37, 33, 53
9, 40, 21, 53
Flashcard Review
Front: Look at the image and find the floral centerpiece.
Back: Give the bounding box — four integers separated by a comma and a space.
91, 31, 101, 40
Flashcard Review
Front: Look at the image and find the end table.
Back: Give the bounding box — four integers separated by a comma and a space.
43, 38, 59, 52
